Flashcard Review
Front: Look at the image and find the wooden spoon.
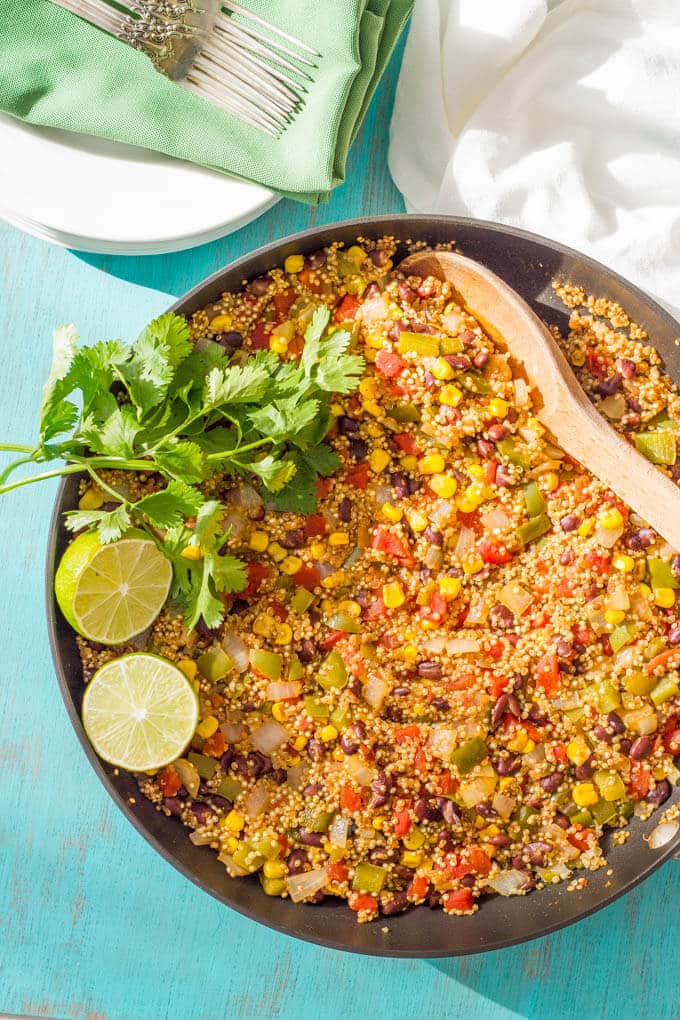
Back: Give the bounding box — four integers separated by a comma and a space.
399, 249, 680, 551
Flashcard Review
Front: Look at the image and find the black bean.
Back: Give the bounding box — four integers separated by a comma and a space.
208, 795, 231, 810
487, 423, 508, 442
595, 372, 622, 396
440, 800, 461, 826
489, 833, 512, 847
592, 724, 612, 744
646, 779, 672, 807
554, 812, 570, 829
298, 829, 323, 847
672, 554, 680, 582
348, 437, 368, 461
424, 370, 437, 391
541, 772, 563, 794
195, 618, 219, 641
476, 802, 498, 820
607, 711, 625, 735
520, 875, 537, 893
249, 751, 272, 778
394, 864, 415, 882
473, 349, 489, 367
638, 527, 656, 548
231, 754, 249, 776
427, 890, 443, 909
629, 735, 654, 761
460, 874, 476, 888
574, 756, 595, 780
617, 357, 636, 378
338, 497, 352, 523
397, 280, 414, 301
431, 696, 450, 711
492, 694, 509, 729
249, 275, 271, 295
348, 677, 362, 698
495, 465, 514, 488
408, 476, 421, 495
101, 500, 121, 512
413, 798, 431, 821
506, 694, 522, 718
369, 770, 392, 808
390, 472, 410, 499
669, 625, 680, 646
477, 439, 495, 458
219, 748, 234, 770
191, 802, 212, 824
362, 282, 381, 301
302, 783, 323, 797
280, 528, 304, 549
523, 840, 553, 866
526, 704, 547, 725
417, 660, 443, 680
163, 797, 184, 817
560, 513, 580, 533
271, 769, 287, 785
337, 415, 360, 435
620, 738, 633, 756
444, 354, 471, 370
423, 526, 443, 546
560, 549, 575, 566
214, 330, 243, 352
307, 739, 324, 762
554, 637, 573, 657
380, 891, 409, 916
392, 686, 410, 698
490, 604, 514, 629
298, 639, 316, 663
494, 754, 521, 776
287, 849, 308, 874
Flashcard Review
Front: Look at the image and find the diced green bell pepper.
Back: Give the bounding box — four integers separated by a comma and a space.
624, 670, 657, 696
304, 695, 329, 719
564, 707, 585, 724
260, 874, 286, 896
595, 681, 621, 714
609, 621, 638, 653
327, 613, 361, 634
288, 654, 304, 682
250, 648, 283, 681
251, 834, 282, 860
523, 481, 546, 518
440, 337, 463, 354
570, 808, 594, 827
318, 650, 348, 690
645, 635, 669, 660
187, 752, 217, 780
460, 372, 492, 394
647, 408, 676, 431
590, 799, 618, 825
450, 737, 488, 774
302, 807, 335, 833
517, 514, 552, 545
594, 770, 626, 802
232, 842, 265, 874
618, 799, 635, 819
648, 558, 680, 590
343, 547, 363, 568
352, 861, 387, 893
216, 776, 243, 801
651, 675, 680, 706
330, 705, 350, 731
197, 646, 232, 683
397, 332, 440, 358
634, 432, 677, 465
496, 438, 530, 470
386, 403, 421, 423
291, 587, 315, 613
514, 805, 539, 828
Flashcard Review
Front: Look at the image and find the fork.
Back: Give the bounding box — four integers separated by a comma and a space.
48, 0, 320, 135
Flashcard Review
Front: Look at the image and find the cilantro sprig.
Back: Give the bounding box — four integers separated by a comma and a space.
0, 305, 363, 629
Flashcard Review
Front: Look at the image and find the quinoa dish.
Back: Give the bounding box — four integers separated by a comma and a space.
24, 238, 680, 923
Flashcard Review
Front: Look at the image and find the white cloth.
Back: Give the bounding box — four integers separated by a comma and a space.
388, 0, 680, 314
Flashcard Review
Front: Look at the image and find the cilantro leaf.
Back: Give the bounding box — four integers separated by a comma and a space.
248, 397, 319, 444
204, 356, 273, 408
301, 304, 330, 377
184, 562, 225, 632
139, 313, 192, 369
84, 405, 140, 459
135, 480, 205, 529
248, 453, 297, 492
316, 351, 365, 394
155, 441, 206, 483
63, 505, 131, 544
207, 550, 248, 594
306, 443, 341, 477
193, 500, 225, 552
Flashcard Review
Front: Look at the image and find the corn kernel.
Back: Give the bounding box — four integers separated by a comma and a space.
338, 599, 361, 617
178, 658, 198, 681
439, 384, 463, 407
320, 724, 338, 742
310, 542, 326, 559
541, 472, 559, 493
329, 531, 350, 546
522, 739, 536, 754
225, 836, 239, 853
364, 349, 377, 364
418, 453, 446, 475
613, 554, 635, 573
480, 824, 501, 838
280, 555, 303, 575
274, 623, 293, 645
439, 576, 462, 599
269, 335, 288, 356
400, 455, 418, 472
363, 400, 382, 417
249, 530, 269, 552
570, 348, 586, 367
263, 860, 286, 879
330, 403, 345, 418
567, 737, 590, 766
372, 816, 385, 831
462, 554, 484, 575
322, 570, 346, 589
507, 730, 529, 753
403, 827, 425, 850
488, 397, 509, 418
401, 644, 418, 663
253, 613, 274, 637
578, 517, 594, 537
346, 245, 366, 264
196, 715, 219, 739
573, 783, 599, 807
284, 254, 304, 274
333, 746, 345, 761
526, 417, 545, 435
366, 333, 385, 350
430, 474, 457, 498
209, 313, 232, 332
381, 503, 403, 523
180, 545, 202, 561
499, 777, 515, 792
78, 486, 104, 511
267, 542, 287, 562
406, 509, 428, 532
431, 358, 454, 381
467, 464, 484, 481
293, 735, 308, 751
382, 581, 406, 608
224, 810, 245, 832
598, 508, 624, 530
604, 609, 626, 626
365, 422, 382, 438
401, 851, 423, 869
369, 448, 391, 473
654, 587, 676, 608
637, 582, 652, 598
359, 377, 378, 399
272, 702, 286, 722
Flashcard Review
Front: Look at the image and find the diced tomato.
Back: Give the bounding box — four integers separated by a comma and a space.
393, 432, 421, 456
365, 596, 388, 621
486, 640, 505, 661
327, 861, 349, 884
628, 761, 651, 799
340, 786, 364, 812
573, 626, 594, 646
489, 675, 507, 699
484, 458, 498, 485
556, 578, 574, 597
243, 562, 270, 597
351, 893, 378, 912
535, 652, 560, 696
438, 772, 458, 795
158, 766, 181, 797
414, 748, 429, 773
202, 730, 227, 758
467, 847, 492, 877
292, 564, 321, 591
523, 722, 543, 743
420, 591, 448, 624
303, 513, 328, 538
663, 715, 680, 755
600, 634, 613, 657
371, 527, 411, 560
321, 630, 345, 651
250, 322, 271, 349
583, 550, 610, 574
395, 725, 421, 743
375, 348, 406, 378
315, 478, 333, 500
585, 348, 609, 379
443, 889, 474, 912
408, 875, 430, 901
346, 462, 370, 489
334, 294, 360, 321
272, 288, 296, 319
270, 601, 287, 622
478, 537, 513, 565
573, 474, 591, 503
552, 742, 568, 765
448, 675, 475, 691
394, 808, 412, 837
567, 827, 595, 853
647, 648, 680, 674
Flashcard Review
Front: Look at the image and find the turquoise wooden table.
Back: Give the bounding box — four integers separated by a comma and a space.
1, 46, 679, 1020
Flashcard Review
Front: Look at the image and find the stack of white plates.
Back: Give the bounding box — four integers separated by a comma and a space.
0, 114, 279, 255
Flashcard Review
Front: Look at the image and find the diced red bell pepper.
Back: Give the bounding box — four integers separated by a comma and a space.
486, 640, 505, 661
158, 766, 181, 797
407, 875, 430, 901
438, 772, 458, 795
334, 295, 360, 321
315, 478, 333, 500
583, 550, 610, 575
292, 564, 321, 591
272, 288, 296, 320
491, 675, 510, 699
303, 513, 328, 538
371, 527, 411, 560
243, 562, 270, 597
202, 730, 227, 758
567, 827, 595, 852
351, 893, 378, 912
414, 748, 429, 773
535, 652, 560, 696
443, 888, 474, 912
484, 458, 498, 485
394, 725, 421, 744
468, 847, 492, 877
663, 715, 680, 755
600, 634, 613, 657
628, 761, 651, 799
346, 462, 370, 489
375, 348, 406, 378
250, 322, 271, 350
420, 591, 448, 624
572, 626, 595, 646
457, 509, 483, 534
340, 786, 364, 813
270, 601, 288, 622
552, 742, 568, 765
327, 861, 350, 884
394, 808, 412, 837
365, 596, 388, 621
478, 537, 513, 565
393, 432, 421, 456
321, 630, 345, 651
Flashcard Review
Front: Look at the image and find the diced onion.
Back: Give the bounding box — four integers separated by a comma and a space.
523, 743, 546, 765
345, 755, 376, 786
499, 581, 533, 616
429, 728, 458, 761
465, 599, 489, 626
220, 720, 246, 743
359, 295, 389, 321
481, 507, 511, 532
423, 635, 447, 654
599, 394, 626, 419
446, 638, 481, 655
266, 681, 302, 701
189, 831, 214, 846
659, 542, 675, 560
286, 763, 308, 790
222, 631, 250, 672
424, 546, 444, 570
374, 483, 392, 507
486, 869, 527, 896
287, 868, 329, 902
442, 310, 464, 333
454, 526, 475, 560
460, 776, 496, 807
222, 509, 247, 541
649, 820, 679, 849
234, 484, 264, 513
329, 815, 349, 848
551, 696, 582, 710
529, 459, 563, 476
430, 500, 456, 528
218, 852, 248, 877
514, 378, 529, 407
622, 706, 658, 736
251, 719, 289, 752
605, 577, 630, 611
614, 647, 636, 669
364, 675, 388, 709
594, 525, 624, 549
245, 782, 271, 819
539, 862, 571, 881
173, 758, 201, 798
492, 791, 517, 820
630, 587, 653, 621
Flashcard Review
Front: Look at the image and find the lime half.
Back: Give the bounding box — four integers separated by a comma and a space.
82, 653, 199, 771
55, 530, 172, 645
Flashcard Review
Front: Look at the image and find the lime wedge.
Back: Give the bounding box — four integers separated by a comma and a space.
55, 530, 172, 645
82, 653, 199, 771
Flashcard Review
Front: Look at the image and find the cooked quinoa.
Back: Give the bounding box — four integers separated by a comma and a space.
77, 238, 680, 922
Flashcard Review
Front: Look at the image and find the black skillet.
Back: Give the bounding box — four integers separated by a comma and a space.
47, 215, 680, 957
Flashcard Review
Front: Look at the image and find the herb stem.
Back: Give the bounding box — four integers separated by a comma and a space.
205, 436, 272, 462
0, 443, 34, 453
0, 462, 88, 494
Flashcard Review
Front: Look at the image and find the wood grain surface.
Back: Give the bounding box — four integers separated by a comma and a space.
1, 39, 679, 1020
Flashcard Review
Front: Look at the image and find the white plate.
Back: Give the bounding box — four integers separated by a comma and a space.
0, 114, 279, 255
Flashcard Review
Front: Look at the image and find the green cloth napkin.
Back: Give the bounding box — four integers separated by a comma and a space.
0, 0, 412, 203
